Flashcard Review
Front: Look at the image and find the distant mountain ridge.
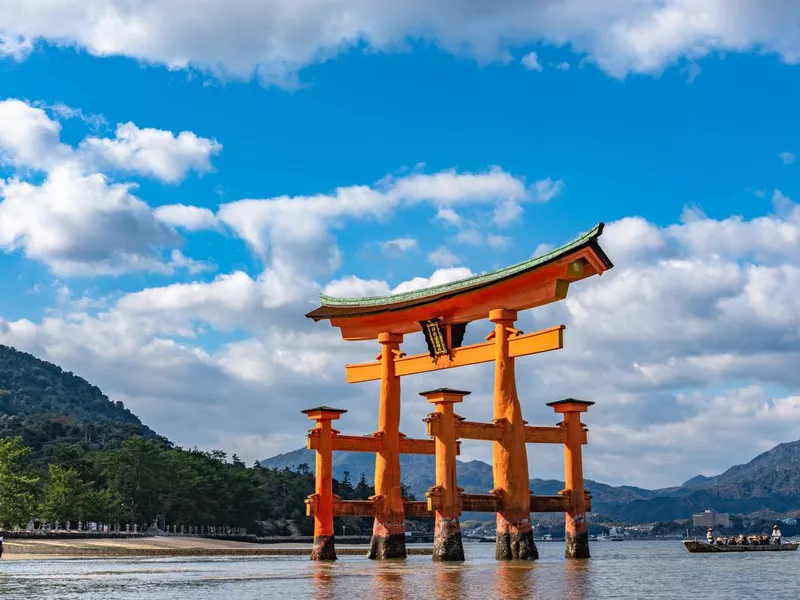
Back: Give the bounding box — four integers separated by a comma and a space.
0, 344, 165, 464
262, 439, 800, 523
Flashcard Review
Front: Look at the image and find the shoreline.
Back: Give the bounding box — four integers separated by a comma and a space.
1, 536, 433, 560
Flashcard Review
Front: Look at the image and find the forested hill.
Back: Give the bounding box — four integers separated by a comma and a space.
0, 344, 166, 464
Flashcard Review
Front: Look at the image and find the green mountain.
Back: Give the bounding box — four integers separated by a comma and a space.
263, 439, 800, 523
0, 344, 167, 465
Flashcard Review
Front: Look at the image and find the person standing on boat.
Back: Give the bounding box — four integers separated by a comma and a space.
0, 536, 4, 558
771, 525, 782, 545
706, 528, 714, 544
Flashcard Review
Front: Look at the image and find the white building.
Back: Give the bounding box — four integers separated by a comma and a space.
693, 510, 731, 529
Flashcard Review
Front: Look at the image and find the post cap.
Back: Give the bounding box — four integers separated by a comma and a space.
418, 388, 472, 397
419, 387, 470, 404
546, 398, 594, 413
301, 406, 348, 419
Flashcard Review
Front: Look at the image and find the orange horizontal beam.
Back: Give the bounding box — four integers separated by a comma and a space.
525, 426, 588, 445
346, 325, 564, 384
313, 493, 595, 517
455, 421, 503, 441
429, 420, 587, 445
306, 499, 433, 518
308, 433, 443, 455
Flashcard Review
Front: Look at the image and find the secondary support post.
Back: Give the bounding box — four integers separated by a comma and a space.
421, 388, 469, 562
369, 332, 407, 559
302, 406, 348, 561
548, 398, 594, 559
489, 308, 537, 561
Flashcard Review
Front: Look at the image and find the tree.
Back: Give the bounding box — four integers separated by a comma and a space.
354, 473, 373, 500
39, 465, 94, 523
0, 436, 39, 527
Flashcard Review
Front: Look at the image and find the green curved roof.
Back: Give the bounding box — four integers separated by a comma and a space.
317, 222, 608, 309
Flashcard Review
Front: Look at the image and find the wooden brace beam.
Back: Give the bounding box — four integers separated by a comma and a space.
307, 431, 443, 455
345, 325, 565, 384
426, 417, 588, 445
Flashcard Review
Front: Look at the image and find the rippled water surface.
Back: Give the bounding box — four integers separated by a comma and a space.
2, 541, 798, 599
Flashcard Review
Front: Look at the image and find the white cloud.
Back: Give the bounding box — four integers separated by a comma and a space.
0, 165, 179, 275
0, 99, 221, 183
217, 167, 542, 274
380, 237, 418, 257
32, 101, 107, 130
0, 98, 222, 275
435, 206, 462, 226
0, 99, 72, 170
2, 1, 800, 86
521, 51, 543, 71
391, 267, 474, 294
455, 229, 510, 249
78, 122, 222, 183
555, 61, 571, 70
0, 33, 32, 60
779, 151, 796, 165
323, 276, 391, 298
155, 204, 221, 231
427, 245, 461, 268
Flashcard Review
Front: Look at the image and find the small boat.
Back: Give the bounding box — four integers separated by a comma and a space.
596, 533, 624, 542
683, 540, 799, 553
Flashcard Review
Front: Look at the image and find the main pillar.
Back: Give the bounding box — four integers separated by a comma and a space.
302, 406, 347, 561
548, 398, 594, 559
368, 332, 407, 559
422, 388, 468, 562
489, 308, 537, 560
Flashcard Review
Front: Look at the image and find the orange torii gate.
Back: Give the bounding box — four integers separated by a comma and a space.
303, 223, 613, 561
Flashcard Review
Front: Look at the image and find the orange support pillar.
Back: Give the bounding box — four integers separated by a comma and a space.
302, 406, 347, 561
547, 398, 594, 559
421, 388, 469, 562
368, 332, 406, 559
489, 308, 537, 560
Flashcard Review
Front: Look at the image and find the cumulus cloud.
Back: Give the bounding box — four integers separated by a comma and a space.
0, 165, 178, 275
0, 98, 221, 275
154, 204, 221, 231
79, 122, 222, 183
217, 167, 548, 274
427, 245, 461, 268
521, 51, 543, 71
779, 151, 796, 165
0, 33, 32, 60
391, 267, 474, 294
1, 1, 800, 86
380, 237, 419, 257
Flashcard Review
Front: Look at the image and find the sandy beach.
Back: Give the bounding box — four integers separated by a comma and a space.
0, 536, 432, 560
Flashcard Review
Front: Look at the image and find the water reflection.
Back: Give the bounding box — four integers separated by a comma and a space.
433, 563, 463, 600
561, 559, 592, 600
373, 562, 405, 599
495, 561, 537, 598
312, 562, 337, 600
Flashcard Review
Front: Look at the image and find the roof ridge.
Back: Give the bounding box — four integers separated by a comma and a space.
319, 222, 605, 308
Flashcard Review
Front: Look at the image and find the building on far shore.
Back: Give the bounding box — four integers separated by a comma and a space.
693, 509, 731, 529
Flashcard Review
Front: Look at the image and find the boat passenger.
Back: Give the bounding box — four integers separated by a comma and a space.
771, 525, 782, 545
706, 528, 714, 544
737, 534, 747, 545
0, 536, 4, 558
715, 537, 724, 545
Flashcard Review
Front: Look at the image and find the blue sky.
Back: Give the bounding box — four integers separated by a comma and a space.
1, 2, 800, 487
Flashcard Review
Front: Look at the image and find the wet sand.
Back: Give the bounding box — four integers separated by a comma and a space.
1, 536, 432, 559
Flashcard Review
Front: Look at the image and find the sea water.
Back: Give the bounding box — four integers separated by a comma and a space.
1, 541, 797, 599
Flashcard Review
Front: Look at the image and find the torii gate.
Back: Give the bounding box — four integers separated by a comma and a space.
303, 223, 613, 561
